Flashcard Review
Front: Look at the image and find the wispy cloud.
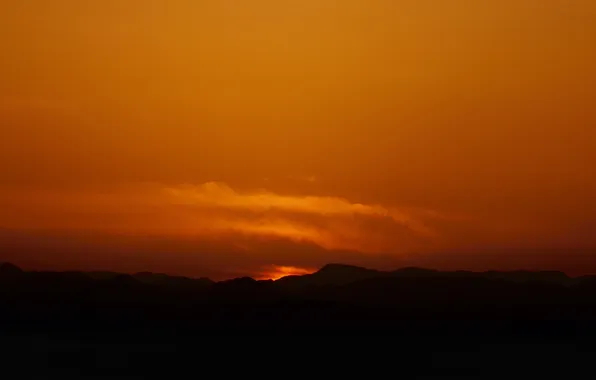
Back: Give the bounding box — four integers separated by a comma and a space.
164, 182, 436, 232
0, 182, 453, 254
4, 182, 593, 276
160, 182, 445, 252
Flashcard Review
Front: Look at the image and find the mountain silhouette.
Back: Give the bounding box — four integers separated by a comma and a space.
275, 263, 382, 289
0, 261, 595, 338
0, 261, 585, 289
0, 262, 24, 277
1, 261, 595, 375
273, 264, 574, 291
133, 272, 214, 290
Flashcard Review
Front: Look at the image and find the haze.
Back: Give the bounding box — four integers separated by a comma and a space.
1, 0, 595, 279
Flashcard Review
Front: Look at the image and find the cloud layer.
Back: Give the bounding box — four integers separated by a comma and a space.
1, 181, 452, 254
1, 180, 595, 277
161, 182, 447, 252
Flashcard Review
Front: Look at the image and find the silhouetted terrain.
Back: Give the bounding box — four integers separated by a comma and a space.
1, 261, 595, 376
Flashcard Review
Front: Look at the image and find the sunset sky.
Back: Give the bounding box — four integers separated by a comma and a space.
1, 0, 595, 279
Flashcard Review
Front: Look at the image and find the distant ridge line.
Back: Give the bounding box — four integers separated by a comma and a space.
1, 261, 592, 287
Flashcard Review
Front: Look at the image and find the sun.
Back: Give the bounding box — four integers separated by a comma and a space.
258, 265, 315, 280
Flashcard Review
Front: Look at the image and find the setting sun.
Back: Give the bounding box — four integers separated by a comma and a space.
257, 265, 316, 281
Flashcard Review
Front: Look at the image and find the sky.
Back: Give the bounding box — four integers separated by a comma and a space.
1, 0, 595, 279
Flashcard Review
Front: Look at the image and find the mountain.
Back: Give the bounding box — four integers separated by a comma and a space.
0, 261, 580, 289
275, 263, 383, 290
0, 262, 24, 279
0, 262, 594, 340
392, 267, 441, 277
273, 264, 574, 290
133, 272, 214, 289
482, 270, 570, 284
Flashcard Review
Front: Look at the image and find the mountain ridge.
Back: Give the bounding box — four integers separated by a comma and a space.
0, 261, 588, 287
1, 260, 596, 339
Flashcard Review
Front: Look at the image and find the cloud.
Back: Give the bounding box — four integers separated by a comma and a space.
3, 182, 595, 277
160, 182, 445, 252
164, 182, 438, 233
0, 181, 462, 257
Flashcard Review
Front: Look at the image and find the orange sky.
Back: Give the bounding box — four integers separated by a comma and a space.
1, 1, 595, 278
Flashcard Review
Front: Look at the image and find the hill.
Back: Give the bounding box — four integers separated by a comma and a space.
0, 262, 594, 335
1, 261, 595, 375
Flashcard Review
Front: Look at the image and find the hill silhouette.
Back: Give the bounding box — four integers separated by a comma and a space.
1, 261, 595, 376
1, 261, 595, 332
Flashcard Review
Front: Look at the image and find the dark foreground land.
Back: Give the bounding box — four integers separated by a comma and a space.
1, 262, 595, 377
